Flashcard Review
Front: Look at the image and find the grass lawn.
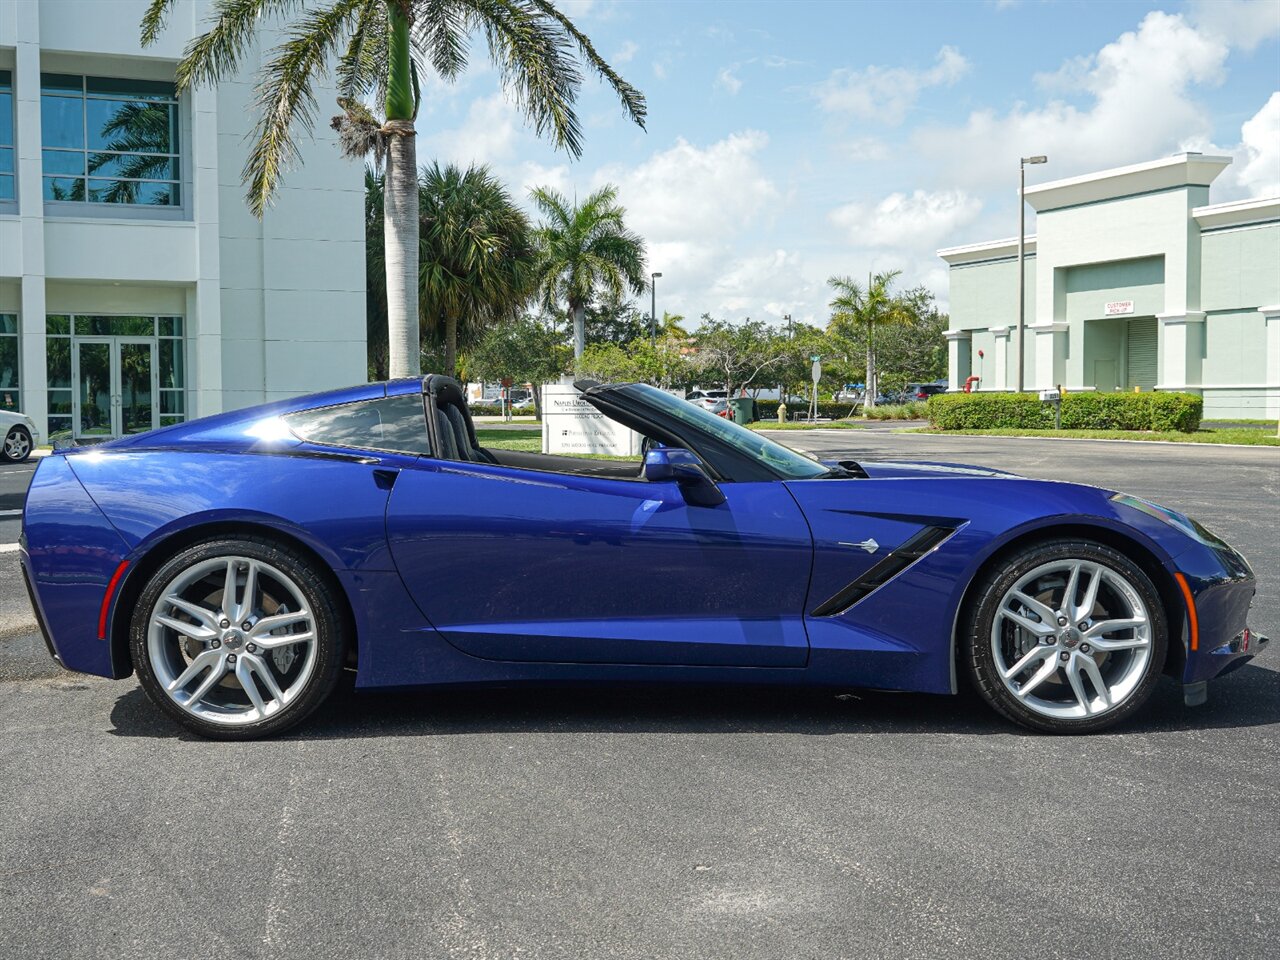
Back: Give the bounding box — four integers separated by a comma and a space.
474, 426, 638, 461
474, 426, 541, 451
914, 427, 1279, 446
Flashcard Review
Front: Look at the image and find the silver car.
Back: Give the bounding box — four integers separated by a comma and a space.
0, 410, 39, 463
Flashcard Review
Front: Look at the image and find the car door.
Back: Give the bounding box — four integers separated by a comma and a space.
384, 457, 813, 667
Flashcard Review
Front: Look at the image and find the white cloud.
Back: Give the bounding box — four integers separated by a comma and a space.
715, 66, 742, 95
841, 137, 890, 162
1234, 92, 1280, 197
613, 40, 639, 65
652, 60, 668, 81
1189, 0, 1280, 52
814, 46, 969, 125
592, 132, 798, 319
556, 0, 596, 17
912, 11, 1230, 193
1186, 92, 1280, 199
420, 93, 520, 168
829, 189, 983, 251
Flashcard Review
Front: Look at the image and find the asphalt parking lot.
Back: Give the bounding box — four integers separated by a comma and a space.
1, 436, 1277, 960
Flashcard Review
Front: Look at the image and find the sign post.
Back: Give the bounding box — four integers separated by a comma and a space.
809, 355, 822, 421
1040, 386, 1062, 429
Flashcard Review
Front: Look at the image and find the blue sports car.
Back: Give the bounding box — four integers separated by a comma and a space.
21, 376, 1266, 738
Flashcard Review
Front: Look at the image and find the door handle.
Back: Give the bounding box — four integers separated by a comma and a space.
372, 468, 399, 490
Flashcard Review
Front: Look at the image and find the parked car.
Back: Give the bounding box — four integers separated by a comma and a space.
0, 410, 40, 463
903, 381, 949, 401
686, 389, 728, 410
23, 375, 1266, 739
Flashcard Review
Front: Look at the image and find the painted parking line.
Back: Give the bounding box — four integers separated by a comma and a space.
0, 509, 22, 517
0, 543, 20, 553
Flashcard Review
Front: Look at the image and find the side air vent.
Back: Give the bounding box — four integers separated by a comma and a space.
811, 525, 957, 617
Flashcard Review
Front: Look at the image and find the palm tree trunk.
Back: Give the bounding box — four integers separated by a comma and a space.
444, 315, 457, 378
572, 303, 586, 359
866, 319, 875, 409
384, 2, 419, 379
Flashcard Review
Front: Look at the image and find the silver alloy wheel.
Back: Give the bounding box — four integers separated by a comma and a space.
147, 555, 318, 726
990, 558, 1152, 720
4, 428, 30, 460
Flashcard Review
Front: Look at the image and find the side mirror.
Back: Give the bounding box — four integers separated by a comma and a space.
643, 447, 725, 506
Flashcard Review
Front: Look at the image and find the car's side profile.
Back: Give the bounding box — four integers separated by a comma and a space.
21, 376, 1265, 739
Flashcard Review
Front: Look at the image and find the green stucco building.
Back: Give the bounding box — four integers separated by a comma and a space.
939, 154, 1280, 419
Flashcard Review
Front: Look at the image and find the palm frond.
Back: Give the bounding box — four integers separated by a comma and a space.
243, 0, 368, 216
528, 0, 646, 129
410, 0, 472, 79
139, 0, 179, 46
336, 0, 388, 101
170, 0, 305, 92
465, 0, 586, 157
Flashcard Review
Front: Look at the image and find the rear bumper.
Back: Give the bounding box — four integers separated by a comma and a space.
21, 456, 132, 678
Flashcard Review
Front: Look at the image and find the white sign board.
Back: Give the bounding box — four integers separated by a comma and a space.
811, 360, 822, 384
1039, 389, 1061, 401
1104, 300, 1135, 316
541, 383, 641, 457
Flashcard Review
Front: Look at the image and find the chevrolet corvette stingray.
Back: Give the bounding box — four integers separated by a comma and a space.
21, 376, 1265, 738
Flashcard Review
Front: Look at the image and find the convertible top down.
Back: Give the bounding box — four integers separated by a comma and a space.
21, 375, 1266, 738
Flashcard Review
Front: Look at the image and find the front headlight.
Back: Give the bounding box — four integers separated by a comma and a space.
1110, 493, 1231, 550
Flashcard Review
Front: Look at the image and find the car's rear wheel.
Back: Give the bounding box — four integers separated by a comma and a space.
2, 425, 32, 463
130, 536, 346, 739
965, 539, 1167, 733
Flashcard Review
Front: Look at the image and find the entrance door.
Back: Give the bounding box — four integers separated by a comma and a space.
73, 337, 157, 439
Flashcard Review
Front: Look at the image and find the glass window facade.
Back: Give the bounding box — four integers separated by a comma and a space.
46, 316, 72, 439
0, 70, 13, 201
40, 74, 180, 206
45, 314, 186, 440
0, 314, 18, 411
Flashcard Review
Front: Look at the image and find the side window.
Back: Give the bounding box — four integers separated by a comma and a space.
283, 395, 431, 455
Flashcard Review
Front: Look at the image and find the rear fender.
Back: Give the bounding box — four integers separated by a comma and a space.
21, 456, 132, 678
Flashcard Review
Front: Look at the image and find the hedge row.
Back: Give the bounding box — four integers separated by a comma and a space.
926, 391, 1203, 433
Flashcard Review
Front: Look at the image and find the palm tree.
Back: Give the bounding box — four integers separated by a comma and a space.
827, 270, 907, 408
141, 0, 646, 379
418, 161, 535, 377
530, 185, 648, 358
364, 167, 389, 379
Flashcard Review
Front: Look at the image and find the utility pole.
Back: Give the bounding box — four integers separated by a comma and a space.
650, 272, 662, 345
1018, 155, 1048, 392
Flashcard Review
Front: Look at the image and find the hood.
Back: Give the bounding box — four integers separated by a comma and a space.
855, 459, 1022, 480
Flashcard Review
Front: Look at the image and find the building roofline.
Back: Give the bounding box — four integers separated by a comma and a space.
937, 235, 1035, 264
1193, 195, 1280, 229
1024, 153, 1232, 212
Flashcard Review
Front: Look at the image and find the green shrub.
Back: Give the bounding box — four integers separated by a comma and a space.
927, 391, 1203, 432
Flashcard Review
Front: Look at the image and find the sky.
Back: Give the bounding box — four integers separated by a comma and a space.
408, 0, 1280, 324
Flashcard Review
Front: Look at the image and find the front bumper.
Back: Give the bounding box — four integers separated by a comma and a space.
1171, 537, 1267, 692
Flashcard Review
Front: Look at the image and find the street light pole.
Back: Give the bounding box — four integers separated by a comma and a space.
1017, 155, 1047, 393
650, 272, 662, 344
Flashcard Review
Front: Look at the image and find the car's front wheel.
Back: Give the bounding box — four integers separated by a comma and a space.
131, 536, 347, 739
2, 425, 32, 463
966, 539, 1168, 733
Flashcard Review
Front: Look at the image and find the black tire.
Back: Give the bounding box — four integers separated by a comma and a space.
965, 538, 1167, 734
130, 536, 347, 740
2, 425, 32, 463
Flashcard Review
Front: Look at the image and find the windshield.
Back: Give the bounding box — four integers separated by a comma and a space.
627, 384, 829, 480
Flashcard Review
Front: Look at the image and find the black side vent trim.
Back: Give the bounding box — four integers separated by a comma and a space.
811, 525, 958, 617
